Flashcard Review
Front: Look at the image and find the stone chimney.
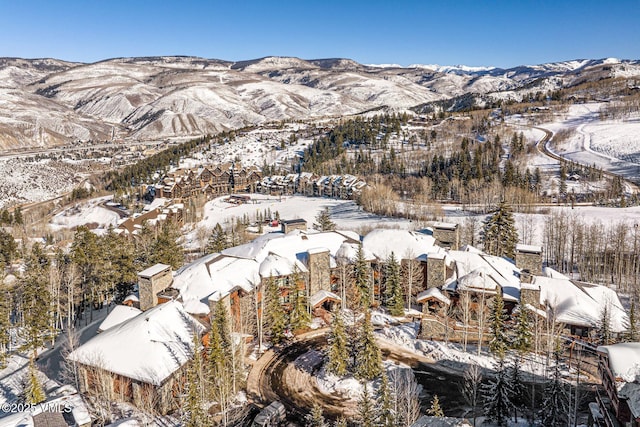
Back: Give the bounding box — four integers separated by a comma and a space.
432, 222, 459, 250
515, 244, 543, 276
138, 264, 172, 311
425, 253, 447, 288
281, 218, 307, 234
307, 248, 330, 296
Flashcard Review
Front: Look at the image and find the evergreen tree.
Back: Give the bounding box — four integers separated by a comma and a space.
0, 229, 17, 264
481, 201, 519, 259
206, 223, 228, 253
377, 371, 395, 427
354, 245, 371, 309
384, 252, 404, 317
13, 206, 23, 226
20, 245, 52, 355
482, 357, 513, 427
540, 348, 569, 427
0, 284, 11, 368
326, 310, 349, 376
208, 307, 234, 425
508, 352, 527, 423
597, 303, 613, 346
184, 333, 206, 427
333, 418, 347, 427
357, 382, 376, 427
306, 403, 327, 427
265, 276, 287, 345
356, 310, 382, 380
428, 394, 445, 417
149, 222, 183, 269
24, 357, 45, 404
314, 207, 336, 231
488, 291, 509, 358
289, 267, 310, 332
512, 306, 532, 352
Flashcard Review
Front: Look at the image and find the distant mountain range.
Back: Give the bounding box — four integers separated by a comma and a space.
0, 55, 638, 149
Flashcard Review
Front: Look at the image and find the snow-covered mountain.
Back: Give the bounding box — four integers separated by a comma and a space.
1, 55, 639, 148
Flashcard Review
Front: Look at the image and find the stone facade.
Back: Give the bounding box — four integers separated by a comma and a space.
425, 255, 447, 288
281, 219, 307, 234
138, 264, 172, 311
307, 248, 331, 297
515, 245, 543, 276
520, 283, 541, 307
432, 222, 459, 250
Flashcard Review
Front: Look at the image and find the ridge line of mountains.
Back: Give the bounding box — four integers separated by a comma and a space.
0, 55, 638, 149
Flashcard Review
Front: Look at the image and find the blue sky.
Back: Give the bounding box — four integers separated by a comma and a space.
0, 0, 638, 68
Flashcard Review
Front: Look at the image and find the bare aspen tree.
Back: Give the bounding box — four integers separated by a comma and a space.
459, 291, 472, 352
401, 250, 423, 311
462, 363, 482, 427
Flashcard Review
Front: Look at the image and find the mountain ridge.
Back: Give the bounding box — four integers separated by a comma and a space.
0, 55, 638, 149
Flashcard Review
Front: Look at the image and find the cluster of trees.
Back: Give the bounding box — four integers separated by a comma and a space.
307, 368, 421, 427
542, 211, 640, 293
0, 207, 23, 227
104, 135, 213, 191
264, 268, 311, 345
183, 300, 245, 427
0, 221, 184, 379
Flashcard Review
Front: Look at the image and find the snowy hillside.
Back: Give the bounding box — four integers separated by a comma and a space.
1, 56, 640, 148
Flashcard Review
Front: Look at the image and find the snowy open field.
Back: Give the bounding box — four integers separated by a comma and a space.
543, 103, 640, 183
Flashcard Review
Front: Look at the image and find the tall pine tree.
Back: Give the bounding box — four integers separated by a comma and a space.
206, 223, 229, 253
314, 207, 336, 231
288, 267, 310, 332
481, 201, 519, 259
540, 348, 569, 426
482, 357, 513, 427
326, 310, 349, 376
357, 382, 376, 427
354, 245, 371, 309
488, 291, 509, 358
356, 310, 382, 380
306, 403, 327, 427
384, 252, 404, 316
265, 276, 287, 345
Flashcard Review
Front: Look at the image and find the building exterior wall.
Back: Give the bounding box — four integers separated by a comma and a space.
308, 250, 331, 296
138, 266, 173, 311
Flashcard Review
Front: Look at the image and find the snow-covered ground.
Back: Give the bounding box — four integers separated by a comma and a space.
377, 323, 549, 379
48, 195, 120, 232
541, 103, 640, 184
183, 195, 415, 249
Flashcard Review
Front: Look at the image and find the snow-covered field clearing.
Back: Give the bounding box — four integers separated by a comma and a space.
48, 195, 119, 232
543, 103, 640, 183
183, 195, 416, 249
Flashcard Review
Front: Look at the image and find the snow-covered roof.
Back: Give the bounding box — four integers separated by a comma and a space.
98, 305, 142, 332
172, 253, 260, 315
446, 250, 521, 301
335, 242, 376, 263
362, 228, 441, 260
123, 294, 139, 303
431, 222, 458, 231
536, 277, 627, 332
222, 230, 357, 263
516, 244, 542, 254
68, 300, 204, 386
259, 252, 308, 277
138, 263, 170, 278
416, 287, 451, 305
597, 342, 640, 381
310, 290, 341, 307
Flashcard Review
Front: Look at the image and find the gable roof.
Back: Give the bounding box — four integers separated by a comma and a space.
67, 300, 204, 385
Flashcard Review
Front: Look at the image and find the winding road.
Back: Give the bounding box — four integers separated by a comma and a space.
532, 125, 640, 194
